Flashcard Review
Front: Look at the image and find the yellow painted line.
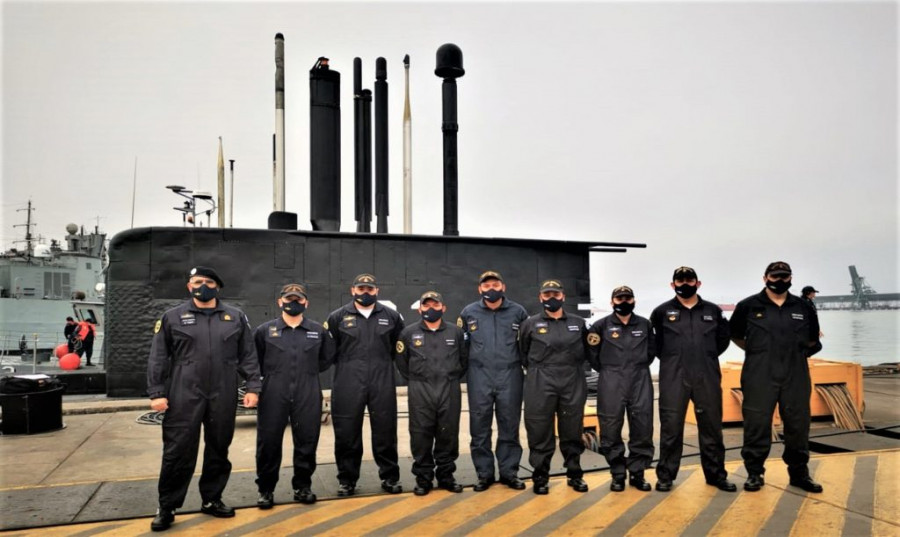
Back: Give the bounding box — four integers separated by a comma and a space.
707, 463, 791, 537
242, 495, 390, 537
394, 484, 529, 536
873, 450, 900, 537
790, 456, 856, 536
314, 490, 449, 536
466, 473, 610, 537
552, 474, 674, 537
0, 468, 258, 492
623, 468, 715, 536
167, 504, 305, 537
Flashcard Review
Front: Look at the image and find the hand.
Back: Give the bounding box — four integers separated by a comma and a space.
243, 392, 259, 408
150, 398, 168, 412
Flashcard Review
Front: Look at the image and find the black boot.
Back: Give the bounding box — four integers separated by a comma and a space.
150, 508, 175, 531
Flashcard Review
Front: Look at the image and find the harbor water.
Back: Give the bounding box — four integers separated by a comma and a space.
719, 309, 899, 366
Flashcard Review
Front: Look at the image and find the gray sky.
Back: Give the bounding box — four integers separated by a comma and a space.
2, 1, 897, 309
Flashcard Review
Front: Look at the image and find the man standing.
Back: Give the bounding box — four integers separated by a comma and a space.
730, 261, 823, 493
650, 267, 735, 492
458, 270, 528, 491
254, 284, 335, 509
63, 317, 77, 353
588, 286, 655, 492
147, 266, 260, 532
325, 273, 404, 496
396, 291, 469, 495
518, 279, 591, 495
800, 286, 819, 311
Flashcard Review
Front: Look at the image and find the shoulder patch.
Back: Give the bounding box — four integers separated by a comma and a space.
396, 340, 405, 353
154, 320, 161, 334
323, 320, 329, 330
587, 332, 601, 346
457, 317, 463, 328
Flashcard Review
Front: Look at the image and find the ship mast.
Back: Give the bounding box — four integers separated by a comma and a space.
13, 200, 35, 260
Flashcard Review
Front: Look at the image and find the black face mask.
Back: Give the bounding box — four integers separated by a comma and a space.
191, 284, 218, 302
613, 301, 635, 316
354, 292, 377, 307
481, 289, 504, 303
542, 297, 564, 312
766, 279, 792, 295
421, 308, 443, 322
282, 301, 306, 317
674, 284, 698, 299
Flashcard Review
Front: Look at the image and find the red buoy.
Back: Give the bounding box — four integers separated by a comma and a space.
59, 353, 80, 370
55, 343, 69, 359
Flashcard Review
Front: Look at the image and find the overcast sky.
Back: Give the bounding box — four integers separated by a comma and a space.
2, 1, 897, 309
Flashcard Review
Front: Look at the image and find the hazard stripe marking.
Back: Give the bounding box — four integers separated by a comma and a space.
465, 473, 610, 536
707, 464, 790, 536
391, 486, 524, 536
789, 455, 856, 536
623, 467, 717, 536
314, 488, 448, 536
873, 450, 900, 537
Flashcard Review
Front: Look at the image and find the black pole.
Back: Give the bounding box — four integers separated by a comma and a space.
435, 44, 464, 237
310, 57, 341, 231
353, 58, 369, 232
361, 88, 373, 232
374, 57, 389, 234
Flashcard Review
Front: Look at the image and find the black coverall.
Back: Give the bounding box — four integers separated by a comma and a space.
518, 311, 590, 483
458, 298, 528, 481
650, 297, 730, 483
64, 322, 77, 353
254, 317, 335, 493
325, 301, 404, 484
395, 321, 469, 484
730, 291, 821, 478
588, 313, 655, 479
147, 300, 261, 510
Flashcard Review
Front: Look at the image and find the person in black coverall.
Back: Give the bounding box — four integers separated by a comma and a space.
730, 261, 823, 494
458, 270, 529, 492
325, 273, 404, 496
396, 291, 469, 495
146, 266, 261, 532
254, 284, 335, 509
650, 266, 735, 492
518, 279, 591, 495
588, 285, 655, 492
64, 317, 77, 353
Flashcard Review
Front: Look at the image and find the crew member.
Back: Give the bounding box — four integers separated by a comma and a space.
458, 270, 528, 491
730, 261, 823, 493
63, 317, 77, 353
519, 279, 591, 495
800, 286, 819, 311
325, 273, 404, 496
254, 284, 335, 509
396, 291, 469, 495
650, 267, 735, 492
75, 319, 96, 366
147, 266, 261, 532
588, 285, 655, 492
